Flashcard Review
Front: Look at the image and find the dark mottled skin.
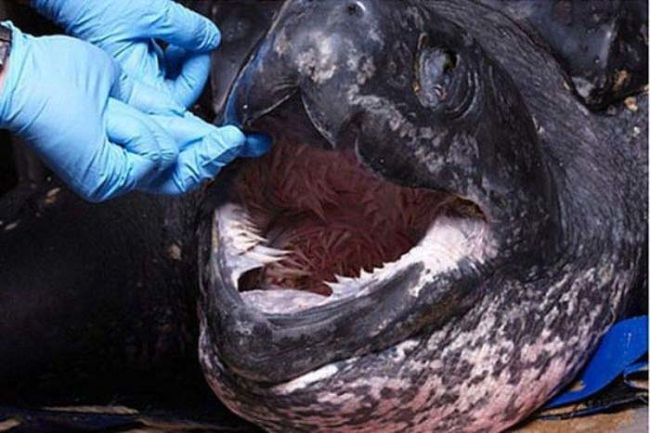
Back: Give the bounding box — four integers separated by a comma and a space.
478, 0, 648, 109
197, 1, 647, 432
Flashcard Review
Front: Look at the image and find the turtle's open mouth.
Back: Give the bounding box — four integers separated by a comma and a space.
211, 94, 491, 316
234, 137, 451, 296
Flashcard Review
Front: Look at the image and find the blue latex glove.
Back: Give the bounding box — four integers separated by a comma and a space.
32, 0, 220, 109
33, 0, 273, 195
0, 23, 184, 202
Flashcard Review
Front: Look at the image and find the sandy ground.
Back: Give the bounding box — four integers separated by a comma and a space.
514, 407, 648, 433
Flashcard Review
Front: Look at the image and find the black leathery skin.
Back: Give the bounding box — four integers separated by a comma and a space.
203, 0, 282, 119
207, 0, 648, 115
479, 0, 648, 110
197, 1, 648, 432
0, 183, 208, 406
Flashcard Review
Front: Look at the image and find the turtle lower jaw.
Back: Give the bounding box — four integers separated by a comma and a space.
214, 200, 491, 315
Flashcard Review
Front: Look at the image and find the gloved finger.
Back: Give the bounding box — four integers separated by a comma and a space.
151, 111, 221, 152
109, 99, 179, 172
142, 125, 246, 195
135, 0, 221, 52
139, 112, 179, 171
112, 69, 184, 115
105, 99, 170, 184
151, 112, 272, 158
70, 141, 141, 202
73, 101, 169, 202
114, 41, 167, 88
240, 132, 273, 158
164, 45, 212, 108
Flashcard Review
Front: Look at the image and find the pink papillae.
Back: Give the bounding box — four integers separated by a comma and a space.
236, 140, 449, 294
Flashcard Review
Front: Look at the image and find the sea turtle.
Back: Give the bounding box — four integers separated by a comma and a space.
0, 1, 646, 432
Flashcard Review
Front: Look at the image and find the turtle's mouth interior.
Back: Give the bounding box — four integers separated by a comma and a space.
221, 95, 485, 298
235, 139, 453, 295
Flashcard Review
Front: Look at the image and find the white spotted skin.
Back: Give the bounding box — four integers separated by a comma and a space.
199, 256, 634, 433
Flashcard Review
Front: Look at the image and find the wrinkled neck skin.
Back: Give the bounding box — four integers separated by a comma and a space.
197, 1, 646, 432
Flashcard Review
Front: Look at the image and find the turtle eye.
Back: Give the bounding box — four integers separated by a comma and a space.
414, 34, 458, 108
428, 48, 457, 101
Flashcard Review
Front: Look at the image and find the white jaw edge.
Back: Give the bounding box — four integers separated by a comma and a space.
214, 203, 494, 314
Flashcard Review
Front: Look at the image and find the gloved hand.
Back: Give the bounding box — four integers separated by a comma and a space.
32, 0, 273, 195
0, 23, 180, 202
32, 0, 220, 108
143, 112, 269, 194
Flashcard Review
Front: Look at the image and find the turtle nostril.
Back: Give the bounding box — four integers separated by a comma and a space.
347, 2, 366, 16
